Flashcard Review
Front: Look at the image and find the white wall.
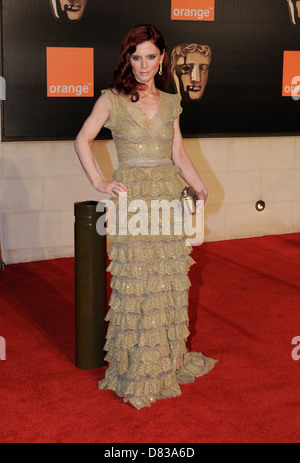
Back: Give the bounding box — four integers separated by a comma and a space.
186, 136, 300, 241
0, 135, 299, 264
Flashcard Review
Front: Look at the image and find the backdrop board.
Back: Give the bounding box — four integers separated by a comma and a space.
1, 0, 300, 141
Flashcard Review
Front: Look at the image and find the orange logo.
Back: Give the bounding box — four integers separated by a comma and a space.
282, 50, 300, 99
47, 47, 94, 97
171, 0, 215, 21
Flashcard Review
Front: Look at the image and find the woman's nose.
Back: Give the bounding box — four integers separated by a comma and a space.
140, 58, 147, 69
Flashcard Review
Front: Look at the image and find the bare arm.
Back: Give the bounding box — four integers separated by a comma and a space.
74, 92, 127, 198
171, 117, 208, 202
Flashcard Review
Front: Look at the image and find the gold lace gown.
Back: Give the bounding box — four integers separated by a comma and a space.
97, 88, 217, 409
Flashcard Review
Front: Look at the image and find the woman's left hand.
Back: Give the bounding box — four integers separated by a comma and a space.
195, 199, 205, 214
196, 184, 208, 203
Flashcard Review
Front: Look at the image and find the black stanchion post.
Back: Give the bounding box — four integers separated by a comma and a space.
74, 200, 107, 369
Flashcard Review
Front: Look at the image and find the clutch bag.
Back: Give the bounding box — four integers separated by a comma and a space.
180, 186, 204, 246
180, 186, 198, 215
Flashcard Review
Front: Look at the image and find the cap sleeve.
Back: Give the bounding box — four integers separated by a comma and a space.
101, 88, 118, 130
172, 93, 183, 119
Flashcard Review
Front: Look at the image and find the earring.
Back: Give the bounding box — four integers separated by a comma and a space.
159, 62, 163, 76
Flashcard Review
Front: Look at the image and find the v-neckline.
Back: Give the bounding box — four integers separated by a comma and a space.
136, 90, 162, 121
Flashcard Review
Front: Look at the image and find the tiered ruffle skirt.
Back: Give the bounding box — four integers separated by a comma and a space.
98, 163, 217, 409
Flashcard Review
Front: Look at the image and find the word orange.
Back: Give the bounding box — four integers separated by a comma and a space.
47, 47, 94, 97
171, 0, 214, 21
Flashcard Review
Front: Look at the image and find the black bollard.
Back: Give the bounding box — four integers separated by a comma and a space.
74, 200, 107, 369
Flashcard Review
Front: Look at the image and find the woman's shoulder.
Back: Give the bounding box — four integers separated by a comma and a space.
101, 87, 120, 94
100, 88, 125, 113
159, 91, 182, 119
101, 88, 120, 101
159, 90, 181, 102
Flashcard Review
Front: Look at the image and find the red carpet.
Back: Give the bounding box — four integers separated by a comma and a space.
0, 233, 300, 443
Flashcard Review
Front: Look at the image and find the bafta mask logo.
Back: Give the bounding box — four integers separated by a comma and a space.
286, 0, 300, 25
171, 43, 211, 102
49, 0, 87, 22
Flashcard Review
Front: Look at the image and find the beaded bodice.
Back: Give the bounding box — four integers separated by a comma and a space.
103, 89, 182, 167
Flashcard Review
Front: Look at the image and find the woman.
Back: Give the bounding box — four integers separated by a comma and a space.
74, 24, 217, 410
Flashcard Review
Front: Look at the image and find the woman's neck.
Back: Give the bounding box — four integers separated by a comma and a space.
137, 80, 159, 98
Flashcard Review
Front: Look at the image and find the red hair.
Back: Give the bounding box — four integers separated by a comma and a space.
109, 24, 169, 101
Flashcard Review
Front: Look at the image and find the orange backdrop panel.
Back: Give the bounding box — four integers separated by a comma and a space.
47, 47, 94, 97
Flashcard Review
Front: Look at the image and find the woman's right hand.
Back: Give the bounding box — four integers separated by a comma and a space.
92, 178, 128, 199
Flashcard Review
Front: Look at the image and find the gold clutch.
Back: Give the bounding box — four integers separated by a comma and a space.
180, 186, 198, 215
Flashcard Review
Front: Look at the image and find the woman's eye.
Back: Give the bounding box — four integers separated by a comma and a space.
148, 55, 156, 60
131, 56, 140, 61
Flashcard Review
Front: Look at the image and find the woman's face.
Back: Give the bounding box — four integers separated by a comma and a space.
129, 41, 164, 85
